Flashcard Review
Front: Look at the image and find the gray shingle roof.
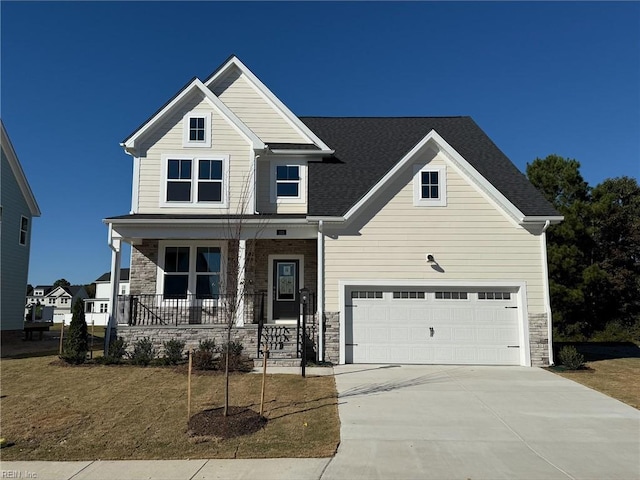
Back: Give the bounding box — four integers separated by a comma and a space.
95, 268, 131, 283
300, 117, 559, 218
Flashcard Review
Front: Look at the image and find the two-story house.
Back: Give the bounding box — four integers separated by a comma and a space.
45, 285, 89, 323
105, 55, 562, 367
1, 120, 41, 335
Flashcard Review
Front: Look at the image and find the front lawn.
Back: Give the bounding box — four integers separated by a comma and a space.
0, 355, 340, 460
552, 357, 640, 409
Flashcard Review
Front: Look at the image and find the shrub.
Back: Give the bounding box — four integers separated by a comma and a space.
558, 345, 585, 370
162, 339, 186, 365
61, 299, 89, 364
218, 341, 252, 372
128, 337, 156, 366
99, 337, 127, 364
192, 339, 216, 370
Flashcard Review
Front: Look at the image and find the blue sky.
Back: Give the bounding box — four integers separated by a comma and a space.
2, 1, 638, 287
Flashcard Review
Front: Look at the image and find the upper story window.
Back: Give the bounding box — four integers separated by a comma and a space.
270, 160, 306, 204
182, 113, 211, 147
414, 165, 447, 207
276, 166, 300, 197
162, 155, 228, 207
19, 216, 28, 245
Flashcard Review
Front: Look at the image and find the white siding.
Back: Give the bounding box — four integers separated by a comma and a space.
324, 153, 545, 314
137, 91, 253, 214
211, 66, 307, 144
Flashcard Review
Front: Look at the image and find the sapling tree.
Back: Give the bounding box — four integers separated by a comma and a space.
61, 298, 89, 364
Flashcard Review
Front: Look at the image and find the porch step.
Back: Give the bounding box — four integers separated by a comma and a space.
253, 358, 302, 368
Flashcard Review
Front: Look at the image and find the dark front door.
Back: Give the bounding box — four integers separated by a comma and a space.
273, 259, 299, 319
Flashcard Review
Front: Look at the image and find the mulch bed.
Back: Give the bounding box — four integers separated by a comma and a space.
187, 406, 267, 439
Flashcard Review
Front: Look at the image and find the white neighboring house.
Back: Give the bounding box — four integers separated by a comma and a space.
45, 285, 89, 324
85, 269, 130, 326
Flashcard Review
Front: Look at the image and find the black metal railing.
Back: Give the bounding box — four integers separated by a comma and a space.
120, 293, 267, 326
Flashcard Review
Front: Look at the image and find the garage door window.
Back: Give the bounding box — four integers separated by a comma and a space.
351, 291, 383, 299
392, 291, 426, 299
435, 291, 468, 300
478, 292, 511, 300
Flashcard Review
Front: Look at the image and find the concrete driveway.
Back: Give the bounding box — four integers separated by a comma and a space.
323, 365, 640, 480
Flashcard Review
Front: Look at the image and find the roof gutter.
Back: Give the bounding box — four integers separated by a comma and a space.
268, 149, 335, 156
521, 215, 564, 225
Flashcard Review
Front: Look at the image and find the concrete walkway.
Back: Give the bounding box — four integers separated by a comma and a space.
2, 365, 639, 480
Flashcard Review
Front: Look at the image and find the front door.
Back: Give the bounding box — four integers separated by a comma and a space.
272, 259, 299, 319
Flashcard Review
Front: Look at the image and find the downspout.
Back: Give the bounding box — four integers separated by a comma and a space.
540, 220, 554, 365
121, 144, 139, 214
317, 220, 325, 362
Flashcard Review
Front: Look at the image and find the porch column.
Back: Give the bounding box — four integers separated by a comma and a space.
235, 239, 246, 326
317, 221, 325, 362
105, 234, 121, 355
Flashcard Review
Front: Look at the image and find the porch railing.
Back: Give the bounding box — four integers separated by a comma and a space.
120, 293, 266, 327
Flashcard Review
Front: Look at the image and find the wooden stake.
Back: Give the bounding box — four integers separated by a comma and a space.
187, 349, 193, 423
260, 345, 268, 416
58, 320, 65, 355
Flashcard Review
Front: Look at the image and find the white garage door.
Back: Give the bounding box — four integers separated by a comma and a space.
346, 288, 521, 365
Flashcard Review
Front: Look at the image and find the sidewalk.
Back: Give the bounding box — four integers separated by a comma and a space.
0, 458, 333, 480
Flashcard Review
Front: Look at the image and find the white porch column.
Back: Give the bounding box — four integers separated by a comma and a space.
105, 234, 121, 355
235, 239, 246, 326
317, 221, 325, 362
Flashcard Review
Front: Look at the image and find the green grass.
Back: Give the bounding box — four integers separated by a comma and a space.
0, 355, 339, 460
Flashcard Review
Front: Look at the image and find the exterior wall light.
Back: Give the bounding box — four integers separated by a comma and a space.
426, 254, 435, 264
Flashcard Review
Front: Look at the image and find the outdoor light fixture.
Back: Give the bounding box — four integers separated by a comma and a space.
426, 254, 435, 264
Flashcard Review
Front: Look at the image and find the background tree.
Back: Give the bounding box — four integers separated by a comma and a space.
53, 278, 71, 288
528, 155, 640, 341
61, 298, 89, 364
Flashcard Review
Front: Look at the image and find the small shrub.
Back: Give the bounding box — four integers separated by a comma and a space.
192, 339, 216, 370
101, 337, 127, 364
558, 345, 585, 370
128, 337, 157, 366
61, 299, 89, 364
218, 341, 251, 372
162, 339, 186, 365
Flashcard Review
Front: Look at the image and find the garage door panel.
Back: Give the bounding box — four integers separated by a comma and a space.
347, 287, 521, 366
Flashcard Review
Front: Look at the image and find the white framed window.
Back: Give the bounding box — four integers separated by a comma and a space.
157, 241, 226, 300
413, 165, 447, 207
182, 112, 211, 148
435, 291, 468, 300
100, 303, 108, 313
478, 292, 512, 300
351, 291, 383, 299
19, 216, 28, 245
60, 298, 69, 304
161, 155, 228, 207
270, 160, 306, 204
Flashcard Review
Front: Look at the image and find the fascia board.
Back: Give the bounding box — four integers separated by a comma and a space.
522, 216, 564, 225
103, 217, 310, 226
122, 79, 265, 153
1, 121, 41, 217
205, 56, 331, 151
342, 129, 540, 226
269, 149, 335, 156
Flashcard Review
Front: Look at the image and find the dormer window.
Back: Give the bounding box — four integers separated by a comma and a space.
414, 165, 447, 207
182, 112, 211, 147
270, 160, 306, 204
276, 166, 300, 197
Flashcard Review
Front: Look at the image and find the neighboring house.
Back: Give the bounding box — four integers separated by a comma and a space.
104, 55, 562, 367
1, 120, 41, 334
85, 269, 130, 326
26, 284, 53, 308
44, 285, 89, 323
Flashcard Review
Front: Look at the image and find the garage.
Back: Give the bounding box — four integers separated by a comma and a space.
345, 287, 522, 365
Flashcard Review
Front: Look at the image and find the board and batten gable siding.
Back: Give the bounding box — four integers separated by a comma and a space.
136, 90, 253, 214
1, 148, 32, 330
323, 152, 546, 314
210, 66, 308, 144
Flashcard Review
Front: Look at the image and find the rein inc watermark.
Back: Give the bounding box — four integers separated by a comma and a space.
1, 472, 37, 479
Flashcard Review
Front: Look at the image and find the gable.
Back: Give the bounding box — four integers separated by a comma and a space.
209, 65, 308, 144
1, 121, 40, 217
301, 117, 560, 221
